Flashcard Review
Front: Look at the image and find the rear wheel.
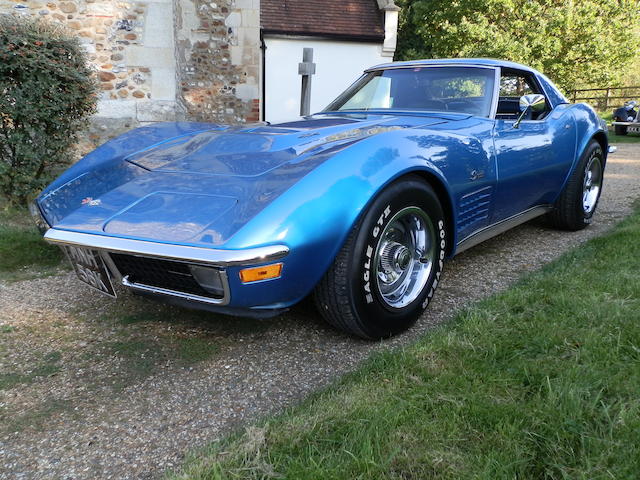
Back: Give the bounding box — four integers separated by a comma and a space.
314, 177, 446, 339
547, 140, 604, 231
614, 123, 628, 136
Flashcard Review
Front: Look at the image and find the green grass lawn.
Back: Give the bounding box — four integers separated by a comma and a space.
172, 206, 640, 480
0, 204, 63, 280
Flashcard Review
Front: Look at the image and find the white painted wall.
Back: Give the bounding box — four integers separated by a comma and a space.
264, 37, 388, 124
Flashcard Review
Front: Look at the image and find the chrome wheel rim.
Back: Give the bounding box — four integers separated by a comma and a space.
374, 207, 435, 309
583, 155, 602, 214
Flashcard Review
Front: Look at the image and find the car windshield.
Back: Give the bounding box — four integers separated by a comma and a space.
325, 66, 496, 118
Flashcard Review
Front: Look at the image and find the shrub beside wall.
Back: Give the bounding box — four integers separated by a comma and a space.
0, 15, 97, 206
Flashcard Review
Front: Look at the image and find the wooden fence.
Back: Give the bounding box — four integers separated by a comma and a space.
569, 86, 640, 111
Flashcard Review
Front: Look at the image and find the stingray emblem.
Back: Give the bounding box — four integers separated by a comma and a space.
81, 197, 101, 206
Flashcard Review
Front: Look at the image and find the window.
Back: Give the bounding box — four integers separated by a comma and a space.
325, 66, 496, 118
496, 69, 548, 120
340, 76, 392, 110
500, 74, 536, 97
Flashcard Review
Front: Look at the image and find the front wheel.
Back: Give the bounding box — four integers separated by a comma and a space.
547, 140, 604, 231
314, 176, 446, 339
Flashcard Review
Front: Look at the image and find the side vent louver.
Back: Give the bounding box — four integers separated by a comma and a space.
457, 186, 492, 231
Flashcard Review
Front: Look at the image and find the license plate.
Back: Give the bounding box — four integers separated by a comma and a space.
63, 246, 116, 298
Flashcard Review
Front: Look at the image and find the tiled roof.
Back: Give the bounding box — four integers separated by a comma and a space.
261, 0, 385, 41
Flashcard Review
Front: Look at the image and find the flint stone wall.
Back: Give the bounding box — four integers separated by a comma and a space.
1, 0, 261, 146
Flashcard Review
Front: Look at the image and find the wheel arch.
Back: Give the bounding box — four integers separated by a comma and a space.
591, 131, 609, 164
556, 129, 607, 208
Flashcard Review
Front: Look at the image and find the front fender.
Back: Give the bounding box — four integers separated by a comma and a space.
224, 124, 493, 308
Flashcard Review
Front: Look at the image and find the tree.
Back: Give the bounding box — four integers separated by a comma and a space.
395, 0, 640, 94
0, 15, 97, 206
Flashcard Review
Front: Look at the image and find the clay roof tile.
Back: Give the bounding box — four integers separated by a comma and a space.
261, 0, 385, 41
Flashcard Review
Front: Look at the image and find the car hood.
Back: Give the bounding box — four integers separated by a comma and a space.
123, 114, 453, 176
42, 113, 464, 246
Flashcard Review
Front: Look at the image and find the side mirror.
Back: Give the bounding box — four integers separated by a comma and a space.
514, 94, 546, 128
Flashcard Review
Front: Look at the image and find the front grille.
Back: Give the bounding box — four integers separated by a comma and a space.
109, 253, 223, 299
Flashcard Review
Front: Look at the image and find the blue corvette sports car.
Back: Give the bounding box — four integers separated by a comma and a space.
33, 59, 610, 339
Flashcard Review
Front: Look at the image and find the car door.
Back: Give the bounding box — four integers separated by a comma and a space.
492, 68, 576, 221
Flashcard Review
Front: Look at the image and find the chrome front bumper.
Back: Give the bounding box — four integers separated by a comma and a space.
44, 229, 289, 267
44, 228, 289, 306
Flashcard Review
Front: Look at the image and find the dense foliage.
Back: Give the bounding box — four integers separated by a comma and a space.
396, 0, 640, 94
0, 15, 97, 206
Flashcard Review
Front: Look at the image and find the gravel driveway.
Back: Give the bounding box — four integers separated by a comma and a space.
1, 143, 639, 480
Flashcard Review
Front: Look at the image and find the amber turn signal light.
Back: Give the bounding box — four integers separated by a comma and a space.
239, 263, 283, 283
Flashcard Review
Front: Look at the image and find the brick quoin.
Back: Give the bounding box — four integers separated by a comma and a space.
246, 99, 261, 122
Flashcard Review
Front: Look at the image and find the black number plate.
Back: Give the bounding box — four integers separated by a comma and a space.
63, 246, 116, 298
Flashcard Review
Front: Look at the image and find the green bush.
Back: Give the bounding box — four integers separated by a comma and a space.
0, 14, 97, 206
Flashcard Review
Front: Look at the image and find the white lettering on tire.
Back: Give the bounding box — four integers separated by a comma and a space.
363, 205, 392, 303
422, 219, 446, 309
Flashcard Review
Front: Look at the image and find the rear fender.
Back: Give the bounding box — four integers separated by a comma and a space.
552, 105, 608, 204
573, 105, 608, 164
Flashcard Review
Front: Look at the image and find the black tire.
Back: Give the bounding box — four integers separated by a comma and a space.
314, 176, 446, 339
547, 140, 604, 231
614, 124, 628, 136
